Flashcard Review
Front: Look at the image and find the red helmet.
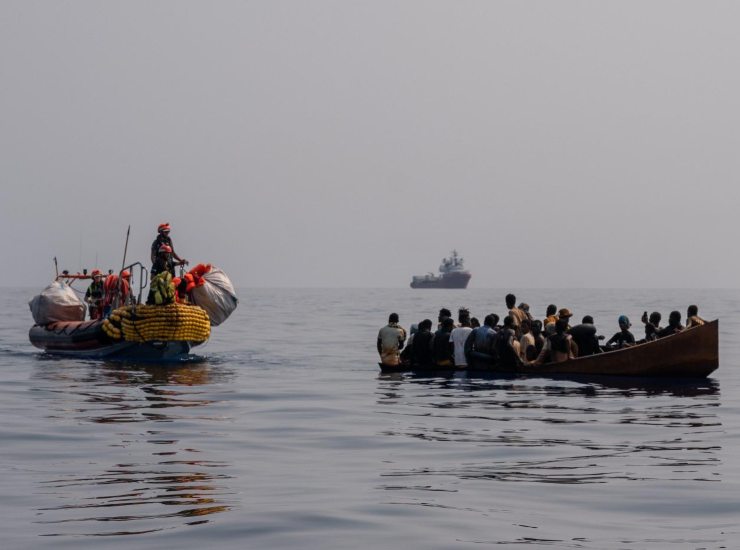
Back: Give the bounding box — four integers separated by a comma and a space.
158, 244, 173, 254
158, 222, 171, 233
91, 269, 101, 277
121, 270, 131, 279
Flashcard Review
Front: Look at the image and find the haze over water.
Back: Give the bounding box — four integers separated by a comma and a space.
1, 287, 739, 549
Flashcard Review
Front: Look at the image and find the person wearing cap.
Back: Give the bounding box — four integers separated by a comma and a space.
150, 223, 187, 267
151, 244, 188, 278
546, 307, 573, 336
605, 315, 636, 349
84, 270, 105, 319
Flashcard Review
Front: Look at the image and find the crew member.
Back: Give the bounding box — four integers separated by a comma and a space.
84, 270, 105, 320
151, 222, 187, 267
151, 244, 186, 278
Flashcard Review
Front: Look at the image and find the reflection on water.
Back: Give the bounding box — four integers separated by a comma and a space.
31, 361, 235, 537
376, 373, 722, 488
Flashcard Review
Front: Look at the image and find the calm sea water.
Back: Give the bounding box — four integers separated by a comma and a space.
1, 287, 739, 549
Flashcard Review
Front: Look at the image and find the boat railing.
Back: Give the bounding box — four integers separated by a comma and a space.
121, 261, 149, 307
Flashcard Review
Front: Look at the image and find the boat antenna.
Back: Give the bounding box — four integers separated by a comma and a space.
53, 256, 59, 278
114, 225, 131, 310
120, 225, 131, 273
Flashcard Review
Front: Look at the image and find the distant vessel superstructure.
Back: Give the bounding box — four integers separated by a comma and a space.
410, 250, 471, 289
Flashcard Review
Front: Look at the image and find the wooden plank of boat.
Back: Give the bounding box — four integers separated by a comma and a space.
379, 320, 719, 378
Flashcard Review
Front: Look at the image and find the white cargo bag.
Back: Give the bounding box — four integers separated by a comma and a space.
190, 267, 238, 326
29, 281, 87, 325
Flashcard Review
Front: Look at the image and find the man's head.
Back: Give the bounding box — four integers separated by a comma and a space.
521, 318, 531, 334
505, 294, 516, 309
503, 315, 515, 329
483, 314, 497, 328
546, 304, 557, 317
687, 305, 699, 317
649, 312, 662, 325
531, 319, 543, 336
419, 319, 433, 332
91, 269, 102, 281
618, 315, 631, 330
558, 308, 573, 321
441, 317, 455, 330
388, 313, 399, 324
158, 223, 171, 235
458, 307, 470, 325
555, 318, 569, 334
438, 308, 452, 322
669, 310, 682, 327
582, 315, 594, 325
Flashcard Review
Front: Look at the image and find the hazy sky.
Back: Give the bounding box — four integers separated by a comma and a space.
2, 1, 738, 288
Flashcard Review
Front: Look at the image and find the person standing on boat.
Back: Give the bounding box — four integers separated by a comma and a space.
377, 313, 407, 366
505, 294, 526, 334
150, 223, 187, 269
449, 309, 473, 367
151, 244, 187, 278
84, 269, 105, 320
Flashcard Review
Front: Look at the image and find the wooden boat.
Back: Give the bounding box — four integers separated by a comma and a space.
379, 320, 719, 378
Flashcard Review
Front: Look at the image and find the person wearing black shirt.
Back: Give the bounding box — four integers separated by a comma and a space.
605, 315, 636, 349
569, 315, 603, 356
150, 223, 187, 267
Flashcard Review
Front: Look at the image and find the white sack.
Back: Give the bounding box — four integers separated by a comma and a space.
29, 281, 87, 324
190, 267, 238, 326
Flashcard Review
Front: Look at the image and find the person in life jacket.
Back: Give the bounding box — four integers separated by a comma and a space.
151, 244, 187, 278
151, 223, 187, 268
84, 269, 105, 320
102, 270, 132, 314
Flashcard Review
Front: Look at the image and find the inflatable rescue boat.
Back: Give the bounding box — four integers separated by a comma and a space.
29, 260, 237, 362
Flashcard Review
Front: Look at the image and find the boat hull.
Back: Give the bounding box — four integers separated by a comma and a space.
29, 321, 199, 361
410, 272, 472, 289
380, 321, 719, 378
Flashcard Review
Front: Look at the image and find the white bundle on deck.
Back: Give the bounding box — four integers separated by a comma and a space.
190, 267, 238, 326
29, 281, 87, 325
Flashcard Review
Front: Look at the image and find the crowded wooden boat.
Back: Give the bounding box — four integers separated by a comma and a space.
377, 295, 719, 378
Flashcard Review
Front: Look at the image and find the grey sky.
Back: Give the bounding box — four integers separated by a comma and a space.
2, 1, 738, 288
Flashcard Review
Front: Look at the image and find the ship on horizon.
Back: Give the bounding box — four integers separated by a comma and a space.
410, 250, 471, 289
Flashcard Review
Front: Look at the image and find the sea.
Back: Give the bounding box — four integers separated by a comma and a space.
1, 287, 738, 550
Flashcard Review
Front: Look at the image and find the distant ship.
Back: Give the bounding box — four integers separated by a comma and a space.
410, 250, 471, 289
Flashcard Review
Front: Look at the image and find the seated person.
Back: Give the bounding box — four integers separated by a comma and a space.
685, 305, 706, 328
569, 315, 603, 356
432, 317, 455, 367
641, 311, 662, 342
411, 319, 435, 367
531, 319, 578, 365
605, 315, 636, 349
657, 311, 685, 338
493, 315, 523, 368
465, 313, 498, 366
